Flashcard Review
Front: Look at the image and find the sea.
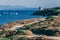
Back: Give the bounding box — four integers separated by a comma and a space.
0, 10, 46, 24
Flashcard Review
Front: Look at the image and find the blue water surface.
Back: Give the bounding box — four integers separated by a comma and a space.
0, 10, 46, 24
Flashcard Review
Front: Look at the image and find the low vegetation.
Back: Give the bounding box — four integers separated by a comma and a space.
0, 16, 60, 40
32, 7, 60, 16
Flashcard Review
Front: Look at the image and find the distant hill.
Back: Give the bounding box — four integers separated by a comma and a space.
0, 5, 38, 10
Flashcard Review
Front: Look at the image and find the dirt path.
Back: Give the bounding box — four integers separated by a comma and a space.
6, 18, 45, 30
17, 35, 60, 40
8, 24, 24, 30
45, 36, 60, 40
8, 20, 39, 30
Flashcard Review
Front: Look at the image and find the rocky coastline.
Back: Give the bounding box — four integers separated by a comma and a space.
0, 16, 60, 40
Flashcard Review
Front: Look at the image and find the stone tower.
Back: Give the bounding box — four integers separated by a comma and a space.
39, 6, 43, 11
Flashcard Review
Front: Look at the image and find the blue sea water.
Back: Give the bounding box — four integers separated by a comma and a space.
0, 10, 46, 24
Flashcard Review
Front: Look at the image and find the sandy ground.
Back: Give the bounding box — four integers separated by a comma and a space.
16, 35, 60, 40
8, 18, 45, 30
9, 21, 39, 30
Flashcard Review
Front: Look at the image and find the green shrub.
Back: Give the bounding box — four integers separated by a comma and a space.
46, 16, 54, 20
17, 30, 33, 35
0, 38, 11, 40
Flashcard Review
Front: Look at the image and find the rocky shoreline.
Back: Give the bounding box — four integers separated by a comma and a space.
0, 18, 45, 30
0, 16, 60, 40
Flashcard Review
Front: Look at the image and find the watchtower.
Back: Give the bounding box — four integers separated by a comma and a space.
39, 6, 43, 11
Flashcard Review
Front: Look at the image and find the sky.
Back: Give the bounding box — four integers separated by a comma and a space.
0, 0, 60, 8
